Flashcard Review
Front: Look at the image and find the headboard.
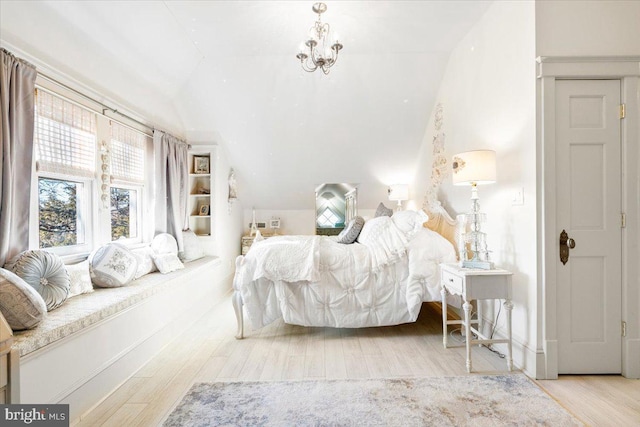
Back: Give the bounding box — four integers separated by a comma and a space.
423, 201, 461, 260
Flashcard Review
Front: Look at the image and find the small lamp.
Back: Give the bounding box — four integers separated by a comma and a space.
452, 150, 496, 269
388, 184, 409, 211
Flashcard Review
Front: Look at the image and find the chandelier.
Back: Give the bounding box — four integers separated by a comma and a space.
296, 2, 343, 74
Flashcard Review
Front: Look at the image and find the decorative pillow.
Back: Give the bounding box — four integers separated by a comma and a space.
374, 202, 393, 217
152, 253, 185, 274
131, 246, 157, 279
0, 268, 47, 330
151, 233, 179, 255
7, 250, 70, 311
179, 229, 205, 263
336, 216, 365, 244
66, 260, 93, 298
90, 244, 138, 288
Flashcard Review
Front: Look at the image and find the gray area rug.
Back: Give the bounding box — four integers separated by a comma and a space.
164, 375, 583, 426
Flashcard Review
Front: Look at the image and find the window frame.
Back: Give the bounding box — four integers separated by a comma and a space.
35, 173, 95, 257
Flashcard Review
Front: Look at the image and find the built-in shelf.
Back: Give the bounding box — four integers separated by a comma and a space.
188, 146, 215, 238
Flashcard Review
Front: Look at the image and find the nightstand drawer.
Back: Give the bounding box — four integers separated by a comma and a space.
442, 269, 463, 294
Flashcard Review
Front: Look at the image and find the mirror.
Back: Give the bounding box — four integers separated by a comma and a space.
315, 183, 358, 236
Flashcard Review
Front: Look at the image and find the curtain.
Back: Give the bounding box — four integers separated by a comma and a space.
154, 129, 189, 251
0, 49, 37, 267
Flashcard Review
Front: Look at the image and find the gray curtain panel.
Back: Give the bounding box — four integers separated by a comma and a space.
153, 130, 189, 251
0, 49, 37, 267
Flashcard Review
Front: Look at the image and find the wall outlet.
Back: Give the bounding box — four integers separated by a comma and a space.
512, 188, 524, 206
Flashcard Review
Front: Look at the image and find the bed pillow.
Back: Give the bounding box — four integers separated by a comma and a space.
336, 216, 365, 244
6, 250, 70, 311
66, 260, 94, 298
90, 244, 138, 288
179, 230, 205, 262
374, 202, 393, 217
151, 233, 179, 255
152, 253, 185, 274
0, 268, 47, 330
392, 210, 428, 239
131, 246, 158, 279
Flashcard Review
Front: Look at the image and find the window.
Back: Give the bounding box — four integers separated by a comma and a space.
110, 186, 138, 241
317, 207, 340, 227
109, 122, 146, 243
38, 177, 87, 248
34, 89, 96, 254
32, 87, 149, 256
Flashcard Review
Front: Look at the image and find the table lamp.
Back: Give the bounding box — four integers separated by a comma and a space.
388, 184, 409, 211
452, 150, 496, 269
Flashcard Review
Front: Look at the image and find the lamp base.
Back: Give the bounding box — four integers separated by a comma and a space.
461, 260, 494, 270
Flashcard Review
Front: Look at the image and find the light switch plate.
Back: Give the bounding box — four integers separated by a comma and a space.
512, 187, 524, 206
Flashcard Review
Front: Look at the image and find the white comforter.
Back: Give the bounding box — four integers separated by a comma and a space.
233, 217, 456, 330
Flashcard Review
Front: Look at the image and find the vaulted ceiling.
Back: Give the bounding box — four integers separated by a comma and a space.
0, 0, 492, 209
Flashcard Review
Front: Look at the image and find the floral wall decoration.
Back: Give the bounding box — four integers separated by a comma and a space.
423, 103, 448, 211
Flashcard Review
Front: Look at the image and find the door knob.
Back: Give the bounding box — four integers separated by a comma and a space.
559, 229, 575, 265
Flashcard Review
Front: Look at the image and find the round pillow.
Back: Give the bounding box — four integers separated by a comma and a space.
90, 244, 138, 288
151, 233, 179, 255
0, 268, 47, 330
6, 250, 70, 311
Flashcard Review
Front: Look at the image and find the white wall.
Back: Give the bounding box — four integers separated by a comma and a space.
414, 1, 538, 376
536, 0, 640, 57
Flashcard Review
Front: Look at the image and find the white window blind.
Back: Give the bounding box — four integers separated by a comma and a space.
110, 121, 146, 183
35, 89, 97, 178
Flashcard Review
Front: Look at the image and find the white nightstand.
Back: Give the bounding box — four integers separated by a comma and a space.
440, 263, 513, 373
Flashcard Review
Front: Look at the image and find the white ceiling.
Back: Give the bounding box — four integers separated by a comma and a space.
0, 0, 492, 209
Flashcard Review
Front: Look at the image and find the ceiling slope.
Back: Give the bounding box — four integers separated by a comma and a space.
0, 0, 492, 209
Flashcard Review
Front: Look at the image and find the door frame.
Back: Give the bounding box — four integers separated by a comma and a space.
537, 56, 640, 379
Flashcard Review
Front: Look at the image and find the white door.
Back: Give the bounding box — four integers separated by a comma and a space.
555, 79, 622, 374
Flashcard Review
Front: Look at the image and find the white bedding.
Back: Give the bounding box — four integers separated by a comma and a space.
233, 217, 456, 330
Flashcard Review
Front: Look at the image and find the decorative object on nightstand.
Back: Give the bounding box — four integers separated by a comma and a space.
388, 184, 409, 211
440, 263, 513, 373
270, 218, 281, 235
250, 208, 258, 237
452, 149, 496, 270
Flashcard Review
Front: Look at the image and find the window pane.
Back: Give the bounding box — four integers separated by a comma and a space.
317, 208, 340, 227
39, 177, 84, 248
111, 187, 138, 241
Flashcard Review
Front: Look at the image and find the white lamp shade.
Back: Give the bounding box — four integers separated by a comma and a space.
452, 150, 496, 185
388, 184, 409, 201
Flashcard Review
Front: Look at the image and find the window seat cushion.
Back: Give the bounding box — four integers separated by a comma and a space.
13, 256, 218, 357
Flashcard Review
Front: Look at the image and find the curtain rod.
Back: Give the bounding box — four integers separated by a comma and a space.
37, 72, 155, 137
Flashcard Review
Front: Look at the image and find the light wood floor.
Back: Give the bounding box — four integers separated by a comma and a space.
75, 295, 640, 426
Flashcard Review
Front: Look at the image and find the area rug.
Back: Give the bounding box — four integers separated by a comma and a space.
163, 375, 583, 426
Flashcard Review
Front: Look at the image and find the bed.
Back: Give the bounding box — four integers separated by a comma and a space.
232, 202, 459, 339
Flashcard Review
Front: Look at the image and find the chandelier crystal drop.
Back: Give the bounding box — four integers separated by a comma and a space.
296, 2, 343, 74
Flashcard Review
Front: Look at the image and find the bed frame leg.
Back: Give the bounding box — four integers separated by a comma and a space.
232, 290, 244, 339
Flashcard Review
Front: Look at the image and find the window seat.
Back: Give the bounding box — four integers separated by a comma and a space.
9, 255, 231, 424
14, 256, 218, 357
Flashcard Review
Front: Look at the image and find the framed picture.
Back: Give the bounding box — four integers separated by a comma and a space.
199, 204, 210, 216
270, 219, 280, 229
194, 156, 210, 174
